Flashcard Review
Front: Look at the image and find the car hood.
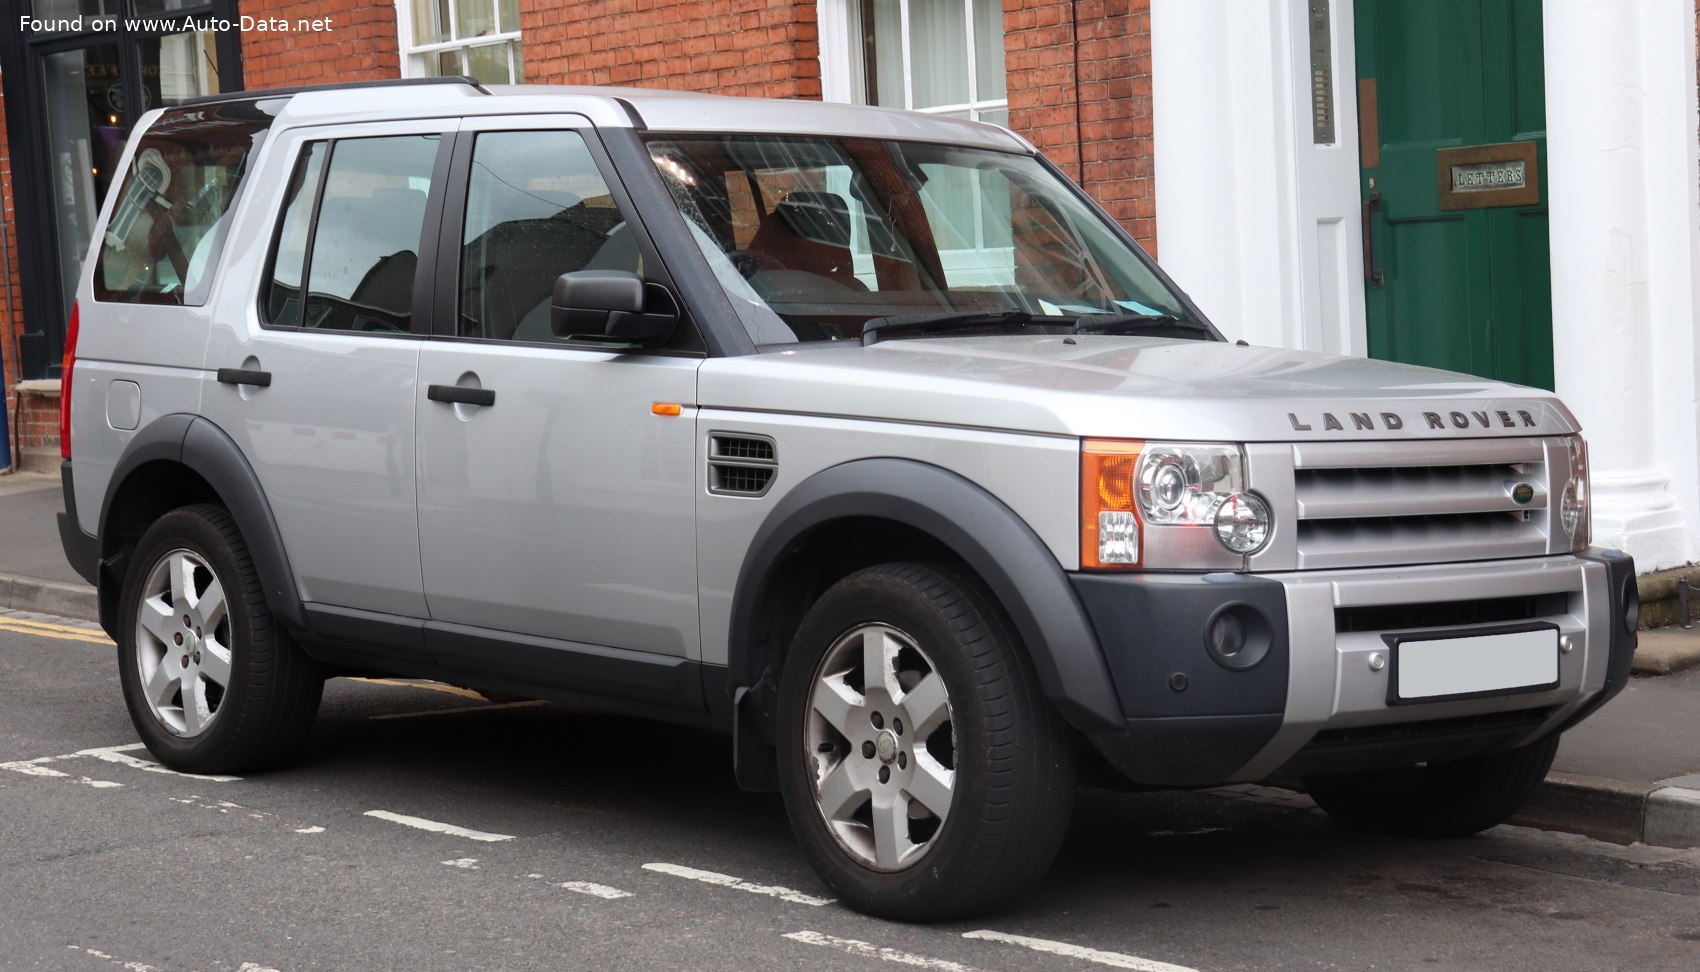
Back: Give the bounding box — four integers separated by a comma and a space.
695, 335, 1580, 441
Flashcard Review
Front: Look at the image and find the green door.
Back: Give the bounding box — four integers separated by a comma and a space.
1356, 0, 1552, 389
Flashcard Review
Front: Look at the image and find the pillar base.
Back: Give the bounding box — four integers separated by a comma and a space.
1591, 469, 1696, 571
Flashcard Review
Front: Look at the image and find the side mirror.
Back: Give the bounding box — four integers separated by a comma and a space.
550, 270, 679, 347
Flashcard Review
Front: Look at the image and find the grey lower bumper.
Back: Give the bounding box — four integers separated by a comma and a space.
1070, 550, 1638, 787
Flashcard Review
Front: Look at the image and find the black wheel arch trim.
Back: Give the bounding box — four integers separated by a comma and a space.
96, 413, 305, 633
727, 457, 1122, 733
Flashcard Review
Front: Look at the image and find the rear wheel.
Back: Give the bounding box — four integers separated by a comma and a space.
1303, 734, 1560, 837
117, 504, 323, 773
776, 562, 1075, 921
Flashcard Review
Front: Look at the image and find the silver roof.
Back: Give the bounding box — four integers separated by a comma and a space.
270, 80, 1033, 152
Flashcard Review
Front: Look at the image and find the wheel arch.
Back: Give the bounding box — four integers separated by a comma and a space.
96, 414, 304, 637
728, 458, 1122, 743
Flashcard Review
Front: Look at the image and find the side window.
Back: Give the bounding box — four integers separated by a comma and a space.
458, 130, 638, 342
95, 102, 278, 306
262, 134, 440, 332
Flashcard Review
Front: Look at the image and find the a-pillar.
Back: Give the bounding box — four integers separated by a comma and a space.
1545, 0, 1700, 570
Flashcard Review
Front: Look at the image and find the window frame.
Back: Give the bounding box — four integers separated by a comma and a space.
817, 0, 1009, 123
394, 0, 524, 85
254, 122, 456, 338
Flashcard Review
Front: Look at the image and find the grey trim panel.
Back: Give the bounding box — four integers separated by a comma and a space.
728, 458, 1122, 732
58, 461, 99, 586
99, 413, 306, 630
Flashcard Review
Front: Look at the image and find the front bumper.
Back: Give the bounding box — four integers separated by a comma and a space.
1071, 549, 1638, 787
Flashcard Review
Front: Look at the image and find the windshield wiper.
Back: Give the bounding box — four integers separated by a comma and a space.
1071, 313, 1214, 336
860, 310, 1038, 345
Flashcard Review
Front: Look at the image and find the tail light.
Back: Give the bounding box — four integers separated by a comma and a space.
59, 301, 79, 461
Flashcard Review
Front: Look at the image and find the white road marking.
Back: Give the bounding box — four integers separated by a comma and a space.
77, 744, 242, 782
962, 931, 1199, 971
68, 945, 161, 971
642, 862, 832, 906
558, 881, 633, 900
295, 826, 325, 835
786, 930, 984, 970
79, 778, 122, 789
369, 700, 549, 721
364, 810, 515, 842
2, 758, 71, 778
238, 964, 283, 972
169, 795, 322, 833
442, 858, 482, 869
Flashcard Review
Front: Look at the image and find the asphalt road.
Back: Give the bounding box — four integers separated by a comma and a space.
4, 608, 1699, 972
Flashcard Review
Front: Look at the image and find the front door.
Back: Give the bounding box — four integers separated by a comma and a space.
1355, 0, 1552, 388
415, 115, 702, 666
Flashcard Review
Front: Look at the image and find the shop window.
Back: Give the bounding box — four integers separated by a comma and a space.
397, 0, 524, 85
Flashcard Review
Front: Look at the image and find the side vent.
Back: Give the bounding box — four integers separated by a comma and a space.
708, 433, 778, 497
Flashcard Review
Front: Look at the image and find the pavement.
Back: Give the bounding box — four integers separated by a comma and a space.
2, 467, 1697, 852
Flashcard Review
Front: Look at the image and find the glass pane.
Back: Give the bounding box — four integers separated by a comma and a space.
456, 0, 496, 38
908, 0, 969, 109
410, 0, 450, 44
435, 49, 463, 77
512, 43, 525, 82
977, 106, 1009, 128
97, 100, 278, 305
42, 45, 122, 318
460, 130, 629, 341
463, 42, 512, 85
866, 0, 904, 107
303, 135, 441, 332
265, 143, 327, 326
30, 0, 117, 22
497, 0, 519, 33
131, 0, 199, 14
140, 31, 220, 109
972, 0, 1007, 101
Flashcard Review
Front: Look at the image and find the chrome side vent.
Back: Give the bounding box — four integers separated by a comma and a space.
708, 433, 777, 497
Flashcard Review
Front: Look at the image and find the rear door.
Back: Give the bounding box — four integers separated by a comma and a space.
414, 115, 703, 683
201, 119, 456, 618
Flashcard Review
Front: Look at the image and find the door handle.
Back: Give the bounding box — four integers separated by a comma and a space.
216, 368, 272, 387
427, 384, 495, 407
1362, 190, 1385, 289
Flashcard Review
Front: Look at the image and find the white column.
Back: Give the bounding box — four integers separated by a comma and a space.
1152, 0, 1366, 356
1545, 0, 1700, 570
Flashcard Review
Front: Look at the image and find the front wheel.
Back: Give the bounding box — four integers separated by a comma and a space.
776, 563, 1075, 921
116, 504, 323, 773
1303, 734, 1560, 838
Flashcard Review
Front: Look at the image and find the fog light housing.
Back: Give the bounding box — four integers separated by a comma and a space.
1204, 603, 1272, 671
1213, 492, 1272, 555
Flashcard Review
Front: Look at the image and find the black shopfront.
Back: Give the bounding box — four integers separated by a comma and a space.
2, 1, 243, 378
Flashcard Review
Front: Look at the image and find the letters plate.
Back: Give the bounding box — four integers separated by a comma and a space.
1451, 159, 1526, 192
1436, 141, 1540, 210
1391, 626, 1559, 703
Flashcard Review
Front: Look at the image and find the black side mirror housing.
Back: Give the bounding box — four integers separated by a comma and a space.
550, 270, 679, 348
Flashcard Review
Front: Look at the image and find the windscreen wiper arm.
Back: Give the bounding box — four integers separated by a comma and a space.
1071, 313, 1214, 336
860, 310, 1036, 345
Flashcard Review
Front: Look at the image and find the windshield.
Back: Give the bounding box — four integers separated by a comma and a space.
643, 134, 1207, 345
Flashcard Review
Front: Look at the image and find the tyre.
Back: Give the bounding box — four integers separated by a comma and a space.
116, 504, 323, 773
776, 562, 1075, 921
1303, 734, 1560, 838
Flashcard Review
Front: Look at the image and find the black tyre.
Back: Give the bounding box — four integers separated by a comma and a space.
776, 562, 1075, 921
116, 504, 323, 773
1303, 734, 1560, 838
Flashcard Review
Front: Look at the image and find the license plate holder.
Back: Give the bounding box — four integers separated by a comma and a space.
1385, 623, 1561, 705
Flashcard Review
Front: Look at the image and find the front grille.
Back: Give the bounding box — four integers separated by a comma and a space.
1285, 438, 1561, 569
1335, 593, 1570, 633
708, 433, 778, 497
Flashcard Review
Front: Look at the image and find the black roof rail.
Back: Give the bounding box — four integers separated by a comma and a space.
177, 75, 490, 109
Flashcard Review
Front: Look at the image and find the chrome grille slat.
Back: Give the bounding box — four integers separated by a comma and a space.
1295, 465, 1546, 519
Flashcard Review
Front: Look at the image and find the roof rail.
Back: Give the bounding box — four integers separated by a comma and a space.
178, 75, 489, 109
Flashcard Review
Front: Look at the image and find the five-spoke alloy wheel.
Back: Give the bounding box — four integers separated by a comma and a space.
117, 505, 323, 773
777, 562, 1075, 921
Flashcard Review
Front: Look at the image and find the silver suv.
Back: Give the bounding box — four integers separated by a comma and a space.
59, 79, 1638, 920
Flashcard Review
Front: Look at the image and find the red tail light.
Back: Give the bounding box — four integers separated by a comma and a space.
59, 301, 79, 461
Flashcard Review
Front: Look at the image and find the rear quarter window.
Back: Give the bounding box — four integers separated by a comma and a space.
93, 99, 282, 306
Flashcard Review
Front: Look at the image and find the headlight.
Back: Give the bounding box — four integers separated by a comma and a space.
1082, 440, 1272, 568
1561, 435, 1590, 549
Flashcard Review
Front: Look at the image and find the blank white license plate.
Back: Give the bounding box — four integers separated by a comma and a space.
1396, 628, 1559, 701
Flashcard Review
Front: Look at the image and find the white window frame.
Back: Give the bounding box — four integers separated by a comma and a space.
818, 0, 1008, 123
393, 0, 523, 83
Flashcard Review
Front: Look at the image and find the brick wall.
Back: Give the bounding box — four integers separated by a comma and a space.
519, 0, 821, 99
1005, 0, 1154, 255
0, 100, 40, 466
240, 0, 401, 89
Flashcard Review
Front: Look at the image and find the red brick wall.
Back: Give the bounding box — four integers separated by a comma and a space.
1005, 0, 1154, 255
240, 0, 401, 89
0, 102, 41, 464
519, 0, 821, 98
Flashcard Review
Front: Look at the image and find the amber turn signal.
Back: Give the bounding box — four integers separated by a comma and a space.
1081, 439, 1143, 569
651, 402, 683, 416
